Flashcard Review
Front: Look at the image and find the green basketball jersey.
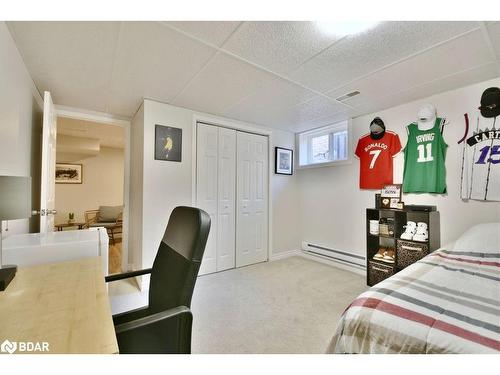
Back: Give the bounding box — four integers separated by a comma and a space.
403, 118, 448, 193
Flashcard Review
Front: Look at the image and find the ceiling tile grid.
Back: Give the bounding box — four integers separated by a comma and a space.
164, 21, 242, 47
107, 22, 217, 116
7, 21, 500, 134
288, 21, 481, 93
172, 52, 279, 114
221, 21, 341, 75
325, 30, 494, 108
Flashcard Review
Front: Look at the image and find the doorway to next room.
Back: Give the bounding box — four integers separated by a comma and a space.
54, 116, 126, 274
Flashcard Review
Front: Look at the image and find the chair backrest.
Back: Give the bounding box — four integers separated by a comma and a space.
148, 206, 211, 313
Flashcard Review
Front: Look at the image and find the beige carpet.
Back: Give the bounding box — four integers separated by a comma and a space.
190, 256, 367, 354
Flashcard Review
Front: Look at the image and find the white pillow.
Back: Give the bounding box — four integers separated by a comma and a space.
452, 223, 500, 253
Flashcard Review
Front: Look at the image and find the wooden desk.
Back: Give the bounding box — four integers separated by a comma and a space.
0, 257, 118, 354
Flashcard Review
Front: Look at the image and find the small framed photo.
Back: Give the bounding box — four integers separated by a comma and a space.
155, 125, 182, 162
55, 163, 83, 184
381, 184, 402, 209
275, 147, 293, 175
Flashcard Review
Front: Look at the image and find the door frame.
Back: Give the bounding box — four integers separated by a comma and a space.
55, 105, 132, 272
191, 113, 274, 263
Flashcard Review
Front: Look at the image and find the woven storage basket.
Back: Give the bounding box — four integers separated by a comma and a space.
396, 240, 429, 269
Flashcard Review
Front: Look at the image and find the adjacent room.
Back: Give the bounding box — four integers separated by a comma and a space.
0, 18, 499, 358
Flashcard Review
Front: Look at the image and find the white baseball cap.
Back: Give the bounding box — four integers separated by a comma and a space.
417, 104, 437, 130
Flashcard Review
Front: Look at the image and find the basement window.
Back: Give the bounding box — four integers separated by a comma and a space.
297, 121, 350, 168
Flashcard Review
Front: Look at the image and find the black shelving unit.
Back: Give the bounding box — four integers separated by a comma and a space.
366, 207, 440, 286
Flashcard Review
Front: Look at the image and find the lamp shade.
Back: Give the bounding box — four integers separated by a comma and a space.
0, 176, 32, 221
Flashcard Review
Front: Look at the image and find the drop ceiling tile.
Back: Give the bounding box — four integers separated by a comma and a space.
327, 30, 494, 106
222, 21, 341, 74
289, 21, 481, 93
7, 21, 122, 112
108, 22, 217, 116
223, 78, 315, 124
371, 62, 500, 113
172, 52, 278, 115
486, 21, 500, 60
163, 21, 241, 47
292, 111, 350, 133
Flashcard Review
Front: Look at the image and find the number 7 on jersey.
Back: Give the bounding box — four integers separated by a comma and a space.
369, 149, 381, 169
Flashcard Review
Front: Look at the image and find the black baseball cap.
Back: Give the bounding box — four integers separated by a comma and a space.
479, 87, 500, 118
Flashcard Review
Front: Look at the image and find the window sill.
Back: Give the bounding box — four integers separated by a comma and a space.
296, 158, 352, 170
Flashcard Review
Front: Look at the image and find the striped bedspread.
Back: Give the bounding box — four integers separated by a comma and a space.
328, 248, 500, 353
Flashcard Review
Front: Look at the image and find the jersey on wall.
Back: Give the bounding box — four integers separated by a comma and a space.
355, 131, 402, 189
460, 112, 500, 201
402, 118, 447, 194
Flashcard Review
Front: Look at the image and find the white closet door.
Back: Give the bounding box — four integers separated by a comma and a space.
236, 132, 269, 267
217, 127, 236, 271
196, 124, 218, 275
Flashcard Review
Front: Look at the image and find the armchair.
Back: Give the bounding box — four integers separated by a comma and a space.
85, 206, 123, 245
105, 206, 211, 354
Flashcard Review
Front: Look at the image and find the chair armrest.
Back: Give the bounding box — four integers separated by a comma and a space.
114, 306, 193, 354
105, 268, 152, 282
114, 306, 191, 334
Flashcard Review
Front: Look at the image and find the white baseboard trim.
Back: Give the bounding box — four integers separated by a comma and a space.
269, 249, 301, 261
299, 251, 366, 276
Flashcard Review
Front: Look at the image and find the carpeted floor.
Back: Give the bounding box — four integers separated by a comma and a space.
190, 256, 367, 353
108, 255, 367, 354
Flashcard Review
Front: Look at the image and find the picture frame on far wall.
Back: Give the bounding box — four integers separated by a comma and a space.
155, 124, 182, 162
55, 163, 82, 184
275, 147, 293, 175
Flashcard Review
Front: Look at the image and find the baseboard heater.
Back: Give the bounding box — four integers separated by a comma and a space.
302, 242, 366, 270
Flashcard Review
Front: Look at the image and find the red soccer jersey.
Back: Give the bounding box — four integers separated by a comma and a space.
355, 131, 402, 189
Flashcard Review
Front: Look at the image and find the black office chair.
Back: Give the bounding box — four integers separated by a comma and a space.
105, 206, 211, 354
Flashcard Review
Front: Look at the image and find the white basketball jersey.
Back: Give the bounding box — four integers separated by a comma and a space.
460, 111, 500, 201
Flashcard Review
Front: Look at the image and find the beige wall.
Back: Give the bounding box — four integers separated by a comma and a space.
128, 99, 301, 275
0, 22, 43, 235
297, 77, 500, 257
55, 146, 124, 224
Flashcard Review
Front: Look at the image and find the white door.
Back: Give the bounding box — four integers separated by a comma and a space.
196, 123, 218, 275
216, 127, 236, 272
236, 132, 268, 267
40, 91, 57, 233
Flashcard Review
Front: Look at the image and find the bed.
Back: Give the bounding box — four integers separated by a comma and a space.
328, 223, 500, 354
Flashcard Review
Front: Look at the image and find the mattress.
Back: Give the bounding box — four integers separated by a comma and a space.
328, 245, 500, 353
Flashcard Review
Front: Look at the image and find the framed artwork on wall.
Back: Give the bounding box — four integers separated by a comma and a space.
55, 163, 83, 184
155, 125, 182, 162
275, 147, 293, 175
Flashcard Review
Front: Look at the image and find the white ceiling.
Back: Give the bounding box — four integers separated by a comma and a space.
57, 117, 125, 149
7, 21, 500, 133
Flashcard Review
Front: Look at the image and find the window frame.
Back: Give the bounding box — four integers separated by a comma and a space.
296, 120, 353, 169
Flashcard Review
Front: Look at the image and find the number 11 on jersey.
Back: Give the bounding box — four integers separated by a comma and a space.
417, 143, 434, 163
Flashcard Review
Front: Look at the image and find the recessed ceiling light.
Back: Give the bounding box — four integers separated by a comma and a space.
315, 21, 380, 37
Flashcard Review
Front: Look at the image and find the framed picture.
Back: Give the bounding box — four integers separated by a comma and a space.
55, 163, 82, 184
275, 147, 293, 175
381, 184, 402, 209
155, 125, 182, 162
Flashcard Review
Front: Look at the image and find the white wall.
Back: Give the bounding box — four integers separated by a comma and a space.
297, 77, 500, 258
0, 22, 43, 234
128, 99, 301, 274
55, 146, 124, 223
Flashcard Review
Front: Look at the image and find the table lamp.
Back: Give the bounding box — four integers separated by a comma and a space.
0, 176, 32, 291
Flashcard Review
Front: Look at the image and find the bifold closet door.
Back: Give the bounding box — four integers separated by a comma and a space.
217, 127, 236, 272
236, 132, 268, 268
196, 124, 236, 275
196, 124, 218, 275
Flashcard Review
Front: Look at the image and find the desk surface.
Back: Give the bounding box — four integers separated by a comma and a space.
0, 257, 118, 354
